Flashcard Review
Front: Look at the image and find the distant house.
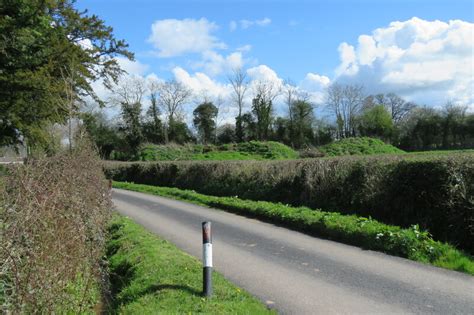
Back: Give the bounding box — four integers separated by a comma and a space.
0, 145, 27, 164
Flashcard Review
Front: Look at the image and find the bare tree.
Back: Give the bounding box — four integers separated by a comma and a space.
326, 83, 364, 138
151, 79, 192, 143
228, 68, 249, 142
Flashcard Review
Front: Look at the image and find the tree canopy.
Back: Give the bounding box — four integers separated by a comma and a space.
0, 0, 132, 148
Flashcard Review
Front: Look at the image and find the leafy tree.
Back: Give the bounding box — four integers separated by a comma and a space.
81, 112, 123, 159
217, 124, 236, 144
239, 112, 257, 141
358, 105, 394, 141
168, 121, 194, 144
252, 94, 273, 141
273, 117, 290, 145
120, 102, 142, 156
290, 100, 314, 148
0, 0, 132, 148
193, 102, 218, 144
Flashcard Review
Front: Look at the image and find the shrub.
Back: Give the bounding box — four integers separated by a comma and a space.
319, 137, 405, 156
104, 153, 474, 253
1, 141, 111, 313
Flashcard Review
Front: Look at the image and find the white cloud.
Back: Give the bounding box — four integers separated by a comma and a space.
247, 65, 283, 86
148, 18, 226, 57
192, 50, 245, 76
116, 56, 149, 76
172, 67, 231, 99
334, 17, 474, 106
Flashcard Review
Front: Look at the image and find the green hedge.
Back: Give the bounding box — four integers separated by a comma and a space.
104, 154, 474, 253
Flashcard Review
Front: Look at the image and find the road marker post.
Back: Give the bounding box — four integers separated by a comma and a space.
202, 221, 212, 297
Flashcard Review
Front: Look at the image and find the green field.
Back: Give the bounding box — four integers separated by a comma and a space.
113, 181, 474, 275
107, 215, 274, 314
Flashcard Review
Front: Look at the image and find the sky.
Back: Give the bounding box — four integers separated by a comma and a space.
77, 0, 474, 120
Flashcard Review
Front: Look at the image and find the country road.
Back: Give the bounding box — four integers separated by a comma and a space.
112, 189, 474, 314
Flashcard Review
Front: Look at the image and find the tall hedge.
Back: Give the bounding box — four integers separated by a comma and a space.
104, 155, 474, 253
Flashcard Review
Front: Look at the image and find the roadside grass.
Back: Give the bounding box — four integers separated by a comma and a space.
106, 215, 274, 314
113, 181, 474, 276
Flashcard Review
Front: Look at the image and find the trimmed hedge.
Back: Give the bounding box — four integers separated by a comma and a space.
104, 154, 474, 253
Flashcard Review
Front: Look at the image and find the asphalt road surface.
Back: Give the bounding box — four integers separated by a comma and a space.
112, 189, 474, 314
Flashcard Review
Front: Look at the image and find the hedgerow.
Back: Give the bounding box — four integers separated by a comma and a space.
104, 153, 474, 253
1, 141, 111, 313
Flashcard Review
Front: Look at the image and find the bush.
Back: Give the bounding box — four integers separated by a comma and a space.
319, 137, 405, 156
1, 141, 111, 313
104, 153, 474, 253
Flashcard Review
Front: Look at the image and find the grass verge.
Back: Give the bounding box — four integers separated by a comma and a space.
106, 215, 274, 314
113, 181, 474, 276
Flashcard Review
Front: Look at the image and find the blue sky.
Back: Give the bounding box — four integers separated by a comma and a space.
78, 0, 474, 116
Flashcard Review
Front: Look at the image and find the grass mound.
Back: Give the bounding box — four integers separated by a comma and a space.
319, 137, 405, 156
137, 141, 298, 161
113, 182, 474, 276
106, 215, 274, 314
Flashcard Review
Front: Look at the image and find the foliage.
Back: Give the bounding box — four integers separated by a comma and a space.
81, 112, 124, 159
105, 152, 474, 253
1, 140, 111, 313
136, 141, 298, 161
106, 215, 274, 314
193, 102, 218, 144
319, 137, 404, 156
113, 182, 474, 275
358, 105, 394, 140
0, 0, 132, 148
398, 105, 474, 150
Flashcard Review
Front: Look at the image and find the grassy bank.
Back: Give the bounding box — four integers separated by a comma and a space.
318, 137, 405, 156
106, 215, 274, 314
113, 181, 474, 276
136, 141, 298, 161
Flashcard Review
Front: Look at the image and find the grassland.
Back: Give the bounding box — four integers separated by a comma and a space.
106, 215, 274, 314
113, 181, 474, 276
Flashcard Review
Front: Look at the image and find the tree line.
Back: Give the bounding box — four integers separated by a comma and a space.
82, 69, 474, 159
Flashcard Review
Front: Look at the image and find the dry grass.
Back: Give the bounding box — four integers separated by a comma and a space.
1, 140, 111, 313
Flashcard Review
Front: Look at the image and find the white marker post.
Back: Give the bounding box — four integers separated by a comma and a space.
202, 221, 212, 297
